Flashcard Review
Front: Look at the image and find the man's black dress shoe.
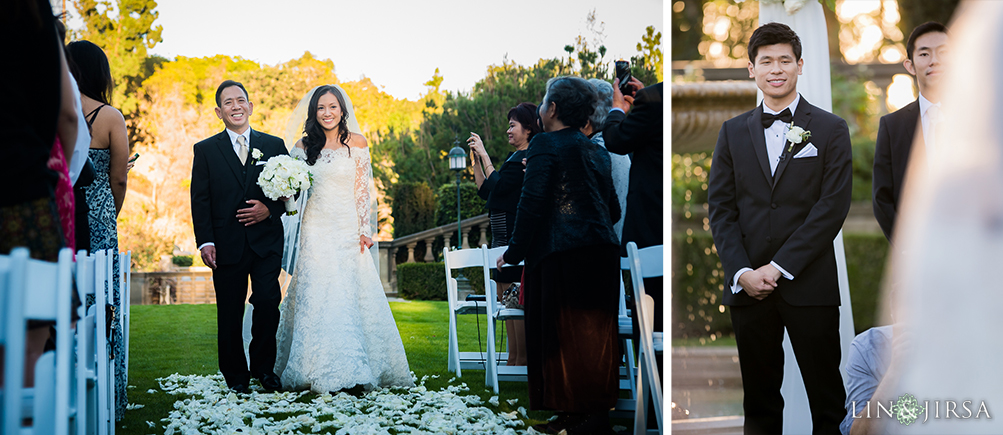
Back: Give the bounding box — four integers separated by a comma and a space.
230, 383, 250, 394
255, 373, 282, 391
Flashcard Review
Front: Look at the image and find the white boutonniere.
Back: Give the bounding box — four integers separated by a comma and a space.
785, 124, 811, 152
250, 148, 263, 164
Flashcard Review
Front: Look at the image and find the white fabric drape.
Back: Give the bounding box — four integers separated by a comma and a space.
757, 2, 855, 433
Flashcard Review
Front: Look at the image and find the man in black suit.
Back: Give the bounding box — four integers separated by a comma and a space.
604, 79, 663, 330
708, 23, 852, 434
872, 22, 948, 241
191, 80, 287, 394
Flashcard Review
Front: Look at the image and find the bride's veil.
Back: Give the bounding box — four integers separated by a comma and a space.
280, 84, 381, 276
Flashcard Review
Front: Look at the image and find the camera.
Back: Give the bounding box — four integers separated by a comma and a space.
614, 60, 632, 95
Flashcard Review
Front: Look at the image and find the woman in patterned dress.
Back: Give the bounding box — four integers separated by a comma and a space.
67, 40, 131, 420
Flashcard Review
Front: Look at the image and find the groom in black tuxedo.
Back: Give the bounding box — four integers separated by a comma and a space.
708, 23, 852, 434
191, 80, 287, 393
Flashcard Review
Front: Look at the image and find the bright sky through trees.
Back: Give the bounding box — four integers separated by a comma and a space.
98, 0, 664, 100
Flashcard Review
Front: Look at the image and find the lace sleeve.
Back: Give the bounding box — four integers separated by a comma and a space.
354, 147, 373, 238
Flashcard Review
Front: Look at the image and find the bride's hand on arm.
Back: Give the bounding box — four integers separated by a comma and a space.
359, 235, 374, 252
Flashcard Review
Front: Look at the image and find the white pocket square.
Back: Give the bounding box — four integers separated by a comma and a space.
793, 143, 817, 159
255, 161, 267, 166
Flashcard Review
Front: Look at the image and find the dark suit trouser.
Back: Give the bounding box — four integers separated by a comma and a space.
212, 241, 281, 387
731, 293, 845, 435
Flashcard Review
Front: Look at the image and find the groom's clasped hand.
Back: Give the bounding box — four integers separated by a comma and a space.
737, 264, 780, 300
236, 199, 271, 226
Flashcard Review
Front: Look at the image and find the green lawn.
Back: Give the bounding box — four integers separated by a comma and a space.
119, 302, 633, 433
671, 335, 737, 348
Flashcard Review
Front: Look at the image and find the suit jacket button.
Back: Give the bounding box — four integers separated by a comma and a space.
771, 203, 778, 209
766, 237, 772, 242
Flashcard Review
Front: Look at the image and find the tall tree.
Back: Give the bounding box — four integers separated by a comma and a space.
896, 0, 960, 38
634, 25, 663, 83
73, 0, 163, 115
672, 0, 703, 61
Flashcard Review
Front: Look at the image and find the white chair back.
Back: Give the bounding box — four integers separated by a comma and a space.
626, 242, 663, 434
1, 247, 75, 435
120, 251, 131, 387
442, 246, 493, 377
483, 246, 527, 393
0, 248, 27, 435
75, 250, 98, 435
94, 249, 115, 435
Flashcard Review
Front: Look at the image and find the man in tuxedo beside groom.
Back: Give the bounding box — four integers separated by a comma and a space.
708, 23, 852, 434
872, 22, 949, 242
191, 80, 288, 394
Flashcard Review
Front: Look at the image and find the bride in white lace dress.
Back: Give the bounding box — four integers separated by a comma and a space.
274, 85, 413, 393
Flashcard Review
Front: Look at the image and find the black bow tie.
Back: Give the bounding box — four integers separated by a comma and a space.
761, 108, 793, 128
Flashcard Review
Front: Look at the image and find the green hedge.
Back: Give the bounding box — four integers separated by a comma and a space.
397, 262, 486, 300
672, 231, 890, 340
435, 182, 488, 229
171, 255, 193, 267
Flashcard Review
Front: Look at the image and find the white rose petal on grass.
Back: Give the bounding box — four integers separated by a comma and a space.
488, 396, 499, 406
126, 403, 145, 410
156, 373, 528, 434
146, 421, 155, 428
147, 389, 157, 394
507, 398, 518, 405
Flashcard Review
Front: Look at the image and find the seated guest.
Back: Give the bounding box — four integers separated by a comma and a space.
499, 76, 621, 434
841, 325, 894, 435
0, 0, 79, 387
468, 102, 541, 367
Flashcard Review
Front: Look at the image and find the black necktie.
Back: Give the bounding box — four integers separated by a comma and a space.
761, 108, 793, 128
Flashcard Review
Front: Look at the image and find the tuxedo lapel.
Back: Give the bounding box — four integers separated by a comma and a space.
244, 130, 263, 188
215, 131, 245, 187
771, 98, 812, 190
903, 101, 921, 162
747, 106, 774, 185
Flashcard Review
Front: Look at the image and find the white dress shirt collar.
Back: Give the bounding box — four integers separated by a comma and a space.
918, 92, 940, 116
763, 93, 801, 117
225, 128, 252, 154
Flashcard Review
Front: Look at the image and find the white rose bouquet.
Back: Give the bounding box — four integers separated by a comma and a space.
257, 155, 313, 215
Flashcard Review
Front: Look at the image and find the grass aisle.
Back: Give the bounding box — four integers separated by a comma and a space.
119, 302, 555, 434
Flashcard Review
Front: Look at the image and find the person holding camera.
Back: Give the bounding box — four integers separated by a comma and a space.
605, 64, 663, 333
468, 102, 541, 367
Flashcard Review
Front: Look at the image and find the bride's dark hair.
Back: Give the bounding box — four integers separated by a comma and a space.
303, 85, 351, 165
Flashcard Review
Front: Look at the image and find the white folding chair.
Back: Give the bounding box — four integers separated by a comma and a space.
75, 251, 98, 435
612, 260, 640, 417
484, 246, 527, 393
93, 249, 115, 435
443, 246, 492, 377
626, 242, 663, 435
119, 251, 131, 388
2, 247, 75, 435
0, 248, 18, 434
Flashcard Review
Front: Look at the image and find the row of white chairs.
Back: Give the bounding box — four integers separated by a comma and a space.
1, 247, 130, 435
443, 242, 663, 434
